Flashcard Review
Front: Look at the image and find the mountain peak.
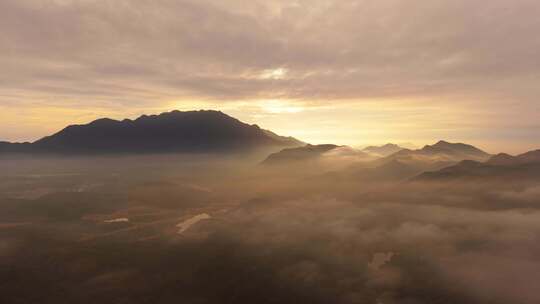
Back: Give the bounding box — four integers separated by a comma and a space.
517, 149, 540, 162
424, 140, 453, 149
88, 118, 122, 126
2, 110, 303, 155
434, 140, 450, 145
262, 144, 340, 165
414, 148, 540, 181
362, 143, 404, 157
421, 140, 490, 159
486, 153, 516, 165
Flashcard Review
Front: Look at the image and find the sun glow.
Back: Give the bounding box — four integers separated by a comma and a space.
259, 100, 304, 114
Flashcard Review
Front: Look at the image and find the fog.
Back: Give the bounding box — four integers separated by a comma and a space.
1, 153, 539, 304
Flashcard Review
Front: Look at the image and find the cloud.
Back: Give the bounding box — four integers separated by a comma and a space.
2, 0, 540, 102
1, 0, 540, 147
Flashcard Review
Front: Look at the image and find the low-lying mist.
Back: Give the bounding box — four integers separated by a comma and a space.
1, 153, 539, 304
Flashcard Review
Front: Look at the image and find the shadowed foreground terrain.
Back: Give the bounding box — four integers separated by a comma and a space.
1, 148, 540, 304
3, 0, 540, 301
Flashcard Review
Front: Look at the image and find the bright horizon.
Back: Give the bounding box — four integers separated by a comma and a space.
2, 0, 540, 154
1, 106, 535, 155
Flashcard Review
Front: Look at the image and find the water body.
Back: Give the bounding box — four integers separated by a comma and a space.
104, 218, 130, 223
176, 213, 211, 234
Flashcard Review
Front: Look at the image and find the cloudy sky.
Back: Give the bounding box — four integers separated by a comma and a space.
1, 0, 539, 153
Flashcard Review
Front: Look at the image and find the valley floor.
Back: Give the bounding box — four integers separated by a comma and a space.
1, 155, 539, 304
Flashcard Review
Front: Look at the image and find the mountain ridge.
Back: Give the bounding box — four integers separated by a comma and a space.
333, 141, 493, 182
262, 144, 342, 165
415, 149, 540, 181
383, 140, 491, 163
362, 143, 404, 157
0, 110, 304, 155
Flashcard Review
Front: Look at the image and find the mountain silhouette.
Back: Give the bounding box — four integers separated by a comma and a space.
334, 141, 492, 182
485, 153, 517, 166
262, 144, 340, 165
383, 140, 491, 164
486, 149, 540, 165
415, 149, 540, 181
0, 110, 303, 155
422, 140, 490, 159
362, 143, 404, 157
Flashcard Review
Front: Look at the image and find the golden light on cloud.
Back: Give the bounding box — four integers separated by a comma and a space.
258, 68, 288, 80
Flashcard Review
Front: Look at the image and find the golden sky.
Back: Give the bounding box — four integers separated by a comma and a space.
1, 0, 540, 153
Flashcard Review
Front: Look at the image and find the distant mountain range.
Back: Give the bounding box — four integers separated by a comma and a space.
362, 143, 404, 157
261, 143, 380, 166
312, 141, 493, 181
4, 110, 538, 183
262, 140, 489, 168
487, 150, 540, 166
416, 149, 540, 181
386, 140, 491, 163
0, 110, 303, 155
262, 144, 341, 165
263, 141, 540, 183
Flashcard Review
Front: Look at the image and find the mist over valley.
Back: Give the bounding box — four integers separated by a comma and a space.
1, 111, 540, 304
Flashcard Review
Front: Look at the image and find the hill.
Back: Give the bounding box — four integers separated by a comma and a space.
386, 140, 491, 163
0, 110, 303, 155
262, 144, 341, 165
415, 149, 540, 181
362, 143, 404, 157
335, 141, 492, 182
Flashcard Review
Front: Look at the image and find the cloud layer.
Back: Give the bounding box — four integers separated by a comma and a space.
1, 0, 540, 149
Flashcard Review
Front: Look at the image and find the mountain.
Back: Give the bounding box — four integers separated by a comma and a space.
362, 143, 404, 157
261, 144, 378, 166
488, 149, 540, 165
421, 140, 490, 160
0, 110, 303, 155
485, 153, 516, 166
261, 144, 376, 176
415, 149, 540, 181
262, 144, 341, 165
335, 141, 491, 182
0, 142, 32, 154
375, 140, 491, 167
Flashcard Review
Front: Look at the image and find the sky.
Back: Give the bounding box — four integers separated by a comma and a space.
1, 0, 540, 153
